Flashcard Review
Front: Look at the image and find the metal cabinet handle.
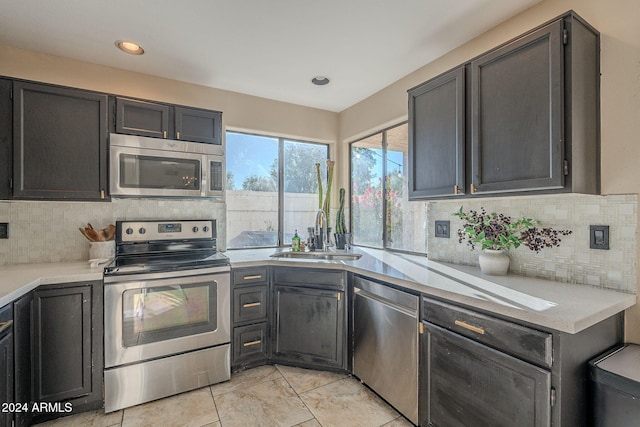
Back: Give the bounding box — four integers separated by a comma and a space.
177, 131, 181, 139
243, 302, 261, 308
243, 339, 262, 347
0, 320, 13, 335
454, 320, 485, 335
454, 184, 460, 195
470, 183, 477, 194
243, 275, 262, 280
163, 130, 167, 139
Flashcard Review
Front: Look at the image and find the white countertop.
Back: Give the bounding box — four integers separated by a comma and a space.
226, 247, 636, 334
0, 248, 635, 334
0, 261, 104, 307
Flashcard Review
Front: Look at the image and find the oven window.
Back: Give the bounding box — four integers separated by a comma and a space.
120, 154, 201, 190
122, 282, 217, 347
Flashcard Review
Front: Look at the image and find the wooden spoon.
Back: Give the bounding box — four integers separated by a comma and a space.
105, 224, 116, 241
84, 227, 99, 242
79, 227, 94, 242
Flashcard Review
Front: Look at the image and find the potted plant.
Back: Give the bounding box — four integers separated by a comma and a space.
334, 188, 350, 249
453, 207, 572, 275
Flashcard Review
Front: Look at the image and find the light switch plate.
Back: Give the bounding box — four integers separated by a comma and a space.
435, 220, 450, 238
590, 225, 609, 250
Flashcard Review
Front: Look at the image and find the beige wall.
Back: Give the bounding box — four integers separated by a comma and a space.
338, 0, 640, 342
0, 45, 338, 144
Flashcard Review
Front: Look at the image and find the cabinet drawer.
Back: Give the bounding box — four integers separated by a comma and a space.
272, 268, 345, 289
233, 323, 268, 364
423, 298, 552, 368
233, 268, 268, 285
234, 285, 267, 324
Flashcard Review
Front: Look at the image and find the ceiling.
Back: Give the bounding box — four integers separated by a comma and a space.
0, 0, 541, 112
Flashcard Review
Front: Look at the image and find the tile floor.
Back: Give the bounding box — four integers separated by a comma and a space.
36, 365, 414, 427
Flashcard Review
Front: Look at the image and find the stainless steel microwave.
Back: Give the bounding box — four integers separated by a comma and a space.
109, 133, 224, 199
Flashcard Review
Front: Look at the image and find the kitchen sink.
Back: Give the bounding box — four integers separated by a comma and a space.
270, 251, 362, 261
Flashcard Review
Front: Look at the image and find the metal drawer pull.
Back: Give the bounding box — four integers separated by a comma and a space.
0, 320, 13, 334
454, 320, 485, 335
243, 302, 261, 308
243, 339, 262, 347
243, 275, 262, 280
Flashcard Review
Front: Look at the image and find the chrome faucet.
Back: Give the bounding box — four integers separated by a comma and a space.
314, 209, 332, 251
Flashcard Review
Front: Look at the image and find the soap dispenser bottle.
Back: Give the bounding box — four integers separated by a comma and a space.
292, 229, 301, 252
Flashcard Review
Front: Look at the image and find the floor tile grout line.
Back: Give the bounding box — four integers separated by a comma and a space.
274, 364, 322, 427
207, 382, 222, 426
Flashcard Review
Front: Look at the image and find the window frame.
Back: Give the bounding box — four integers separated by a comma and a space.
226, 130, 330, 249
349, 121, 426, 256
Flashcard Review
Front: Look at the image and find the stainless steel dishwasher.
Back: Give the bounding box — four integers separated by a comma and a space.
353, 276, 419, 425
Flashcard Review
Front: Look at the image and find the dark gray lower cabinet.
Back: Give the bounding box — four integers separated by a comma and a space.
271, 268, 347, 370
13, 281, 103, 425
0, 304, 13, 427
420, 297, 623, 427
13, 293, 32, 427
231, 268, 269, 370
423, 322, 551, 427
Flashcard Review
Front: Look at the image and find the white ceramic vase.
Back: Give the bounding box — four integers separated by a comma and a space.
478, 249, 510, 276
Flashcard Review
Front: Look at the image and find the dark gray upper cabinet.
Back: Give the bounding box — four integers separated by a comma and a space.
0, 79, 11, 200
115, 97, 222, 144
174, 106, 222, 145
115, 97, 170, 139
471, 20, 564, 195
13, 82, 108, 200
271, 268, 347, 370
408, 12, 599, 199
408, 67, 465, 199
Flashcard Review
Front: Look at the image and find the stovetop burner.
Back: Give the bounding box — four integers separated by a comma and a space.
104, 219, 229, 276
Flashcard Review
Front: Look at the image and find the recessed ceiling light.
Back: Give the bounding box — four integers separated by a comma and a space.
311, 76, 330, 86
115, 40, 144, 55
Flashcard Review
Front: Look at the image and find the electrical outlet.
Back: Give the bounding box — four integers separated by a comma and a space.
590, 225, 609, 250
0, 223, 8, 239
435, 220, 450, 238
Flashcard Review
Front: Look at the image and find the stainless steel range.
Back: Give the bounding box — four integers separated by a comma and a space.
103, 219, 230, 412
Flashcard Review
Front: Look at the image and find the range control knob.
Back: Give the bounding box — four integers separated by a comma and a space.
203, 226, 210, 232
192, 226, 199, 233
139, 227, 146, 235
125, 228, 134, 235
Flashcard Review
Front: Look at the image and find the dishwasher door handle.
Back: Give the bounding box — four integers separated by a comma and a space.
354, 287, 418, 318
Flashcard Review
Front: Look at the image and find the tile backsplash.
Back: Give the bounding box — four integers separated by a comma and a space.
427, 194, 638, 293
0, 199, 226, 265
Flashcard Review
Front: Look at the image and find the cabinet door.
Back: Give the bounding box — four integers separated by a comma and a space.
0, 79, 11, 199
115, 97, 169, 139
421, 322, 551, 427
0, 330, 13, 427
33, 285, 92, 402
408, 67, 465, 199
470, 20, 563, 194
174, 106, 222, 145
13, 293, 32, 427
0, 305, 13, 427
13, 82, 108, 200
272, 284, 344, 369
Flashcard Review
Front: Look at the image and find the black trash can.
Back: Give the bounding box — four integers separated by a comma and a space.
590, 344, 640, 427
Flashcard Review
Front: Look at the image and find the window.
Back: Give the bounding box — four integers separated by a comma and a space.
350, 123, 427, 254
226, 131, 329, 249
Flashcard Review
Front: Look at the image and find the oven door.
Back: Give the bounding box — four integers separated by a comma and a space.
104, 267, 230, 368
